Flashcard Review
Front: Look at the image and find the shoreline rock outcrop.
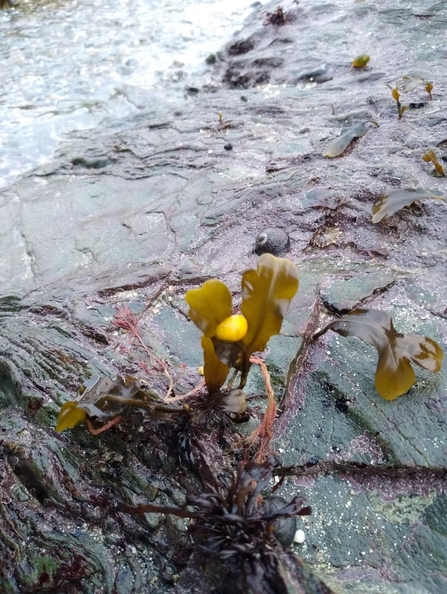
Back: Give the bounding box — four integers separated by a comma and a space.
1, 1, 447, 592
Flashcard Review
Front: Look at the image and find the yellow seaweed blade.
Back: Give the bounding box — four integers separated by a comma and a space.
408, 336, 444, 373
241, 254, 299, 356
201, 336, 230, 395
185, 279, 232, 337
375, 356, 415, 401
322, 122, 374, 158
56, 401, 87, 432
422, 149, 445, 176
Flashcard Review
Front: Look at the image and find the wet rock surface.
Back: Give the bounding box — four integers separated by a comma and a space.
1, 0, 447, 592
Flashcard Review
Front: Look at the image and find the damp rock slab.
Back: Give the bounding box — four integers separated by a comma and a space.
1, 0, 447, 592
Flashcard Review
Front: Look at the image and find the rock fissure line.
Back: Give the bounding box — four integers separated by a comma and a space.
279, 460, 447, 485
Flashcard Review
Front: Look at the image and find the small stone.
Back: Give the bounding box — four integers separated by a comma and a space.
294, 529, 306, 544
263, 498, 297, 548
352, 54, 370, 68
224, 143, 233, 151
254, 228, 290, 256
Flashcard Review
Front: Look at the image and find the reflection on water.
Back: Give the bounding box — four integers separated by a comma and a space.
0, 0, 266, 187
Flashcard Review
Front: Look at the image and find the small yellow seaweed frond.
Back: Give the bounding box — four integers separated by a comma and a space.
56, 401, 87, 432
386, 85, 407, 119
422, 149, 445, 176
391, 87, 400, 101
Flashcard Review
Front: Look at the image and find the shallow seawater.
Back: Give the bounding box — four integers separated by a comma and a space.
0, 0, 266, 187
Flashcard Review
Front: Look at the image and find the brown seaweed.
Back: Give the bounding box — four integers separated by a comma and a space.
372, 188, 447, 223
121, 457, 311, 556
313, 309, 444, 400
264, 6, 291, 26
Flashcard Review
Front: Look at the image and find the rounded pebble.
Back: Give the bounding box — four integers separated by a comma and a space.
294, 529, 306, 544
224, 143, 233, 151
263, 497, 297, 548
254, 227, 290, 256
352, 54, 370, 68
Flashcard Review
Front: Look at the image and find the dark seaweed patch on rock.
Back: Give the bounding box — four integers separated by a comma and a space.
227, 38, 256, 56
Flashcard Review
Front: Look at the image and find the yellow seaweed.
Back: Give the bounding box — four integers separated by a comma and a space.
394, 74, 433, 98
314, 309, 444, 400
185, 280, 232, 338
56, 401, 87, 432
422, 149, 445, 176
186, 255, 299, 391
201, 336, 231, 394
240, 254, 299, 359
384, 83, 408, 119
55, 375, 171, 433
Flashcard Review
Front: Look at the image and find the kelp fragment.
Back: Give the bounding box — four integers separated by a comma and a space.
372, 188, 447, 223
55, 375, 185, 432
352, 54, 370, 68
322, 121, 379, 157
314, 309, 444, 400
422, 149, 445, 176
